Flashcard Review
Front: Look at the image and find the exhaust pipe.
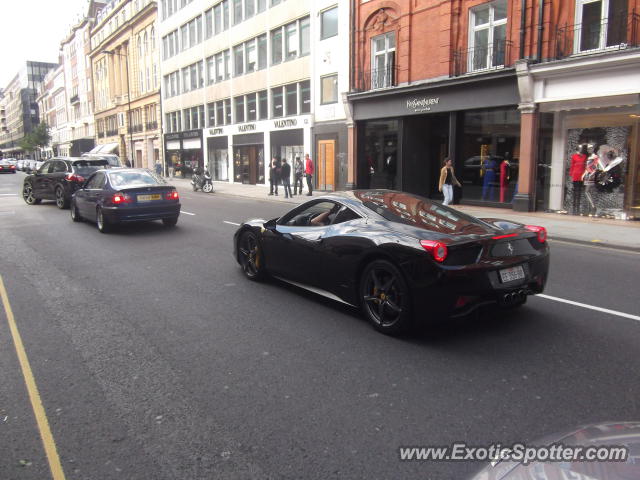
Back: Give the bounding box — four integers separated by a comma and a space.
501, 289, 528, 306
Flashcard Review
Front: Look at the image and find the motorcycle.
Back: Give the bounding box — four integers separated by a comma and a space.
191, 170, 214, 193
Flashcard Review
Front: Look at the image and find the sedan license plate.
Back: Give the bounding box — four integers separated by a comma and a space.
137, 194, 161, 202
499, 265, 525, 283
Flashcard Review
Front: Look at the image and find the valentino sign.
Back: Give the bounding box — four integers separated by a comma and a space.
406, 97, 441, 112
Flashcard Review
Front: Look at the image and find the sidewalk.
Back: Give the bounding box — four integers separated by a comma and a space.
168, 177, 640, 251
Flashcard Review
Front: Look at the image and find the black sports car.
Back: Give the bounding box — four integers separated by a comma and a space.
234, 190, 549, 335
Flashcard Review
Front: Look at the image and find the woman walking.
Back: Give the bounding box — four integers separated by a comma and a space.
438, 157, 461, 206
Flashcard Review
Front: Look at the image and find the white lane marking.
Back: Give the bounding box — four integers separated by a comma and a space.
0, 193, 18, 196
181, 211, 196, 216
224, 221, 240, 226
537, 294, 640, 322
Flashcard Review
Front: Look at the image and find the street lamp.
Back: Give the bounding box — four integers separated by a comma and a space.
102, 47, 134, 167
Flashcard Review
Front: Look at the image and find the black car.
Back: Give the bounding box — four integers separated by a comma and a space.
22, 157, 110, 208
0, 159, 17, 173
233, 190, 550, 335
70, 168, 181, 233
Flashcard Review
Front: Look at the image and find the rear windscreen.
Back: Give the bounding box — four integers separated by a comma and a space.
73, 160, 109, 176
108, 171, 162, 188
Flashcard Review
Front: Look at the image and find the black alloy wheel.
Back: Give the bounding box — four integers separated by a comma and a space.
163, 217, 178, 227
96, 207, 111, 233
55, 186, 69, 209
360, 259, 412, 334
22, 184, 41, 205
238, 231, 264, 280
70, 199, 82, 222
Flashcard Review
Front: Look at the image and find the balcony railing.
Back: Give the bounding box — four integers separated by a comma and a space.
69, 95, 80, 105
354, 65, 398, 92
552, 12, 639, 60
98, 131, 105, 138
146, 121, 158, 130
105, 129, 118, 137
128, 124, 143, 133
452, 40, 513, 76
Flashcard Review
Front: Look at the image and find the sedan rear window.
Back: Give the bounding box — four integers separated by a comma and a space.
109, 170, 162, 188
72, 160, 109, 176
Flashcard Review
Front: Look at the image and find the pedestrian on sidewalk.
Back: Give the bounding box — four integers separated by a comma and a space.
569, 144, 588, 215
293, 156, 304, 195
155, 160, 163, 177
269, 157, 280, 196
438, 157, 461, 206
281, 158, 292, 198
304, 153, 314, 196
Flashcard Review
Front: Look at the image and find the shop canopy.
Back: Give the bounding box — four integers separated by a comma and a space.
87, 142, 119, 154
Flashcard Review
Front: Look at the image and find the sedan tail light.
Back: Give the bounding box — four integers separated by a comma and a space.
524, 225, 547, 243
165, 190, 179, 200
420, 240, 448, 263
111, 192, 133, 205
66, 173, 85, 183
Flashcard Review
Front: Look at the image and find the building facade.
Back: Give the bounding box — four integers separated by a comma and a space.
0, 61, 57, 158
348, 0, 640, 219
90, 0, 162, 168
158, 0, 351, 190
36, 64, 70, 158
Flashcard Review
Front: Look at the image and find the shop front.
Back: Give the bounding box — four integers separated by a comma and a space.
520, 52, 640, 219
233, 132, 264, 185
350, 73, 521, 207
271, 127, 304, 189
163, 129, 203, 178
206, 129, 229, 182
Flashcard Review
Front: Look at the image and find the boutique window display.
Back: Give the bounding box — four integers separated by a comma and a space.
564, 127, 629, 218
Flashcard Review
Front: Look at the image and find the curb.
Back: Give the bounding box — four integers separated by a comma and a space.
548, 236, 640, 253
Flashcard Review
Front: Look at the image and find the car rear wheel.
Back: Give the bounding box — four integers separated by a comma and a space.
360, 260, 413, 335
238, 230, 264, 281
163, 217, 178, 227
22, 184, 41, 205
55, 186, 69, 209
70, 199, 82, 222
96, 207, 111, 233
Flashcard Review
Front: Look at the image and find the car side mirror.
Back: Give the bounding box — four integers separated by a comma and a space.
263, 218, 278, 230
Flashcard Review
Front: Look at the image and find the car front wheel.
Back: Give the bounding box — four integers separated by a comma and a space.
237, 230, 264, 281
96, 207, 111, 233
360, 259, 413, 335
22, 184, 41, 205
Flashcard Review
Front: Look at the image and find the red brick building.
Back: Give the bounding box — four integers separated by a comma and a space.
347, 0, 640, 218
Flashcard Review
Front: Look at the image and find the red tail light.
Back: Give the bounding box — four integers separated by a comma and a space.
420, 240, 448, 263
111, 192, 133, 205
525, 225, 547, 243
10, 165, 16, 169
165, 190, 179, 200
492, 233, 518, 240
66, 173, 85, 182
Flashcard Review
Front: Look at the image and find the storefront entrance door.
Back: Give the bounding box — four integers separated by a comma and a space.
233, 145, 264, 184
317, 140, 336, 191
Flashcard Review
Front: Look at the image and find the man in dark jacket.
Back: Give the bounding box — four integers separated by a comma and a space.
280, 158, 292, 198
269, 157, 280, 196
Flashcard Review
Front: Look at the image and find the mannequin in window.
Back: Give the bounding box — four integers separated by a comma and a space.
569, 144, 588, 215
481, 155, 498, 201
384, 153, 396, 189
499, 153, 511, 203
582, 144, 602, 216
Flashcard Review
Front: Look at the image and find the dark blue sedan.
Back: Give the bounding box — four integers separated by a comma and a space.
70, 168, 181, 233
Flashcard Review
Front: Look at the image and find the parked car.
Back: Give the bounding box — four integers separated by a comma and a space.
21, 157, 111, 208
70, 168, 180, 233
25, 159, 38, 173
234, 190, 549, 335
16, 159, 26, 171
0, 159, 17, 173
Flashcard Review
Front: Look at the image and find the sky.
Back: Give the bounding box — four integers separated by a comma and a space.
0, 0, 90, 88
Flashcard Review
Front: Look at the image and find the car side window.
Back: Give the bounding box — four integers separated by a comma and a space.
86, 172, 105, 189
38, 161, 53, 174
284, 201, 338, 227
331, 206, 361, 225
53, 161, 67, 173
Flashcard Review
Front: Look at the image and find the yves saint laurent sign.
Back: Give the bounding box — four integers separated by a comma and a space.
273, 119, 297, 128
406, 97, 440, 112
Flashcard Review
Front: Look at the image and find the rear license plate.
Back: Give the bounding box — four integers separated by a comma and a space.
499, 265, 525, 283
137, 194, 161, 202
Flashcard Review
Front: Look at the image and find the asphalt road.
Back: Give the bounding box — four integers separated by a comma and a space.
1, 172, 639, 480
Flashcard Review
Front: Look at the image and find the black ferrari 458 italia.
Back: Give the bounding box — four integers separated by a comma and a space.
233, 190, 549, 335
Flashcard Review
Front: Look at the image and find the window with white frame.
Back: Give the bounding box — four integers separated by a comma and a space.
371, 31, 395, 89
271, 17, 310, 65
575, 0, 628, 52
320, 74, 338, 104
320, 6, 338, 40
468, 0, 507, 71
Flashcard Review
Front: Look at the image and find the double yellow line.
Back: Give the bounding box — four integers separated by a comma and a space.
0, 275, 66, 480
